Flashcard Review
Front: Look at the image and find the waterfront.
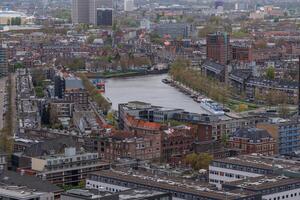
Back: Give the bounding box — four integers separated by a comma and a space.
103, 74, 208, 114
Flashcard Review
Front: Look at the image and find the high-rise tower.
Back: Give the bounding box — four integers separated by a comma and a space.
72, 0, 90, 24
206, 32, 230, 65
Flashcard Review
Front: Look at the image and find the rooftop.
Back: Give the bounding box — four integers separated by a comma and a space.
213, 154, 300, 173
118, 189, 168, 199
224, 175, 300, 191
89, 169, 255, 200
0, 10, 27, 18
231, 128, 273, 143
0, 186, 46, 199
0, 170, 62, 193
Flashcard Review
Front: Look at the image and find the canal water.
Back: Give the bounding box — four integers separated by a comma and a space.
103, 74, 208, 114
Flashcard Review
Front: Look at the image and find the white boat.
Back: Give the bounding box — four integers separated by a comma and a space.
200, 98, 225, 115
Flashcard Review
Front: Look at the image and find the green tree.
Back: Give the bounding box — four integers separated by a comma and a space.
278, 103, 290, 118
67, 58, 86, 71
221, 133, 229, 146
266, 67, 275, 80
35, 86, 44, 98
185, 153, 213, 170
87, 35, 96, 44
78, 73, 111, 112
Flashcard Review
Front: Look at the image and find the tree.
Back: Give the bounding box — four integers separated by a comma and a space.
67, 58, 85, 71
78, 73, 111, 112
278, 103, 290, 118
221, 133, 229, 146
87, 35, 96, 44
11, 17, 21, 25
266, 67, 275, 80
185, 153, 213, 170
35, 86, 44, 98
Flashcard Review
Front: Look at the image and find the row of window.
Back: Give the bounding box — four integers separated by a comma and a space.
212, 162, 271, 174
267, 192, 300, 200
209, 170, 245, 179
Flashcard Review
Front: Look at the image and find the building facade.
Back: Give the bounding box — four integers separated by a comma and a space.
206, 32, 230, 65
97, 8, 113, 26
72, 0, 90, 24
32, 147, 110, 186
0, 47, 8, 77
228, 128, 276, 155
257, 120, 300, 156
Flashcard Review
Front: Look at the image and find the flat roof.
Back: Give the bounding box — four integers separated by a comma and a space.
213, 154, 300, 172
224, 176, 300, 191
89, 170, 256, 200
118, 189, 167, 199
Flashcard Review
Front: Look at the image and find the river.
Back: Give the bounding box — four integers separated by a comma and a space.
103, 74, 208, 114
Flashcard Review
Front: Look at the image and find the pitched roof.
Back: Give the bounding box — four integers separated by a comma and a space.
232, 128, 273, 142
24, 136, 77, 157
126, 115, 162, 131
0, 170, 63, 193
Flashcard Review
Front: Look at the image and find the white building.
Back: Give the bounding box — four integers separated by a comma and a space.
209, 154, 300, 189
223, 176, 300, 200
72, 0, 90, 24
0, 186, 54, 200
124, 0, 135, 12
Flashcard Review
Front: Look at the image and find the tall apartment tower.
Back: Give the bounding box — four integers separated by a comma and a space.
72, 0, 90, 24
206, 32, 230, 65
89, 0, 113, 25
124, 0, 135, 11
97, 8, 113, 26
0, 46, 8, 77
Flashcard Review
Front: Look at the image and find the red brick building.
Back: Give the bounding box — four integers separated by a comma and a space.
96, 130, 162, 161
206, 32, 230, 65
231, 44, 253, 62
124, 114, 165, 134
228, 128, 276, 155
161, 125, 195, 164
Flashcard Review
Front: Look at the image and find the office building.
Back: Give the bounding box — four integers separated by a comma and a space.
97, 8, 113, 26
124, 0, 135, 11
154, 23, 190, 39
86, 169, 260, 200
72, 0, 90, 24
89, 0, 113, 25
32, 147, 110, 185
206, 32, 230, 65
62, 188, 172, 200
257, 119, 300, 155
0, 47, 8, 77
223, 176, 300, 200
209, 154, 300, 189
